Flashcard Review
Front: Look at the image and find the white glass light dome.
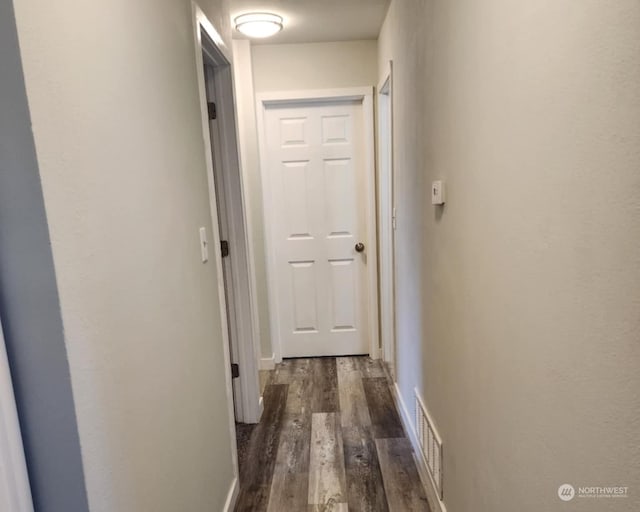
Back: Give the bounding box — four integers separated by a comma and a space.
234, 13, 283, 39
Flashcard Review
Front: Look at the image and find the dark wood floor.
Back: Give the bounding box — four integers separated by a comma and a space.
235, 357, 430, 512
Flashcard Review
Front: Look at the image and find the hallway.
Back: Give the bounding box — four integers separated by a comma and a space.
235, 357, 430, 511
2, 0, 639, 510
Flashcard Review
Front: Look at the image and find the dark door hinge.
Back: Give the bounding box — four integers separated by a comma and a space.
208, 101, 217, 120
221, 240, 230, 258
231, 363, 239, 379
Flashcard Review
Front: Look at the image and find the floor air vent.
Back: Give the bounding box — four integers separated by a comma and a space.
415, 392, 443, 500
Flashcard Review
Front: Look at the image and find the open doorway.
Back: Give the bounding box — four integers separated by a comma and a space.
193, 9, 262, 429
377, 62, 396, 379
203, 61, 242, 418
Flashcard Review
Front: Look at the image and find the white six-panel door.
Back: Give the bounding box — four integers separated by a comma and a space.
263, 98, 370, 358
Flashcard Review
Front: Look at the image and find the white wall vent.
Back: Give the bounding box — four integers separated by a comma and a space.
415, 391, 443, 500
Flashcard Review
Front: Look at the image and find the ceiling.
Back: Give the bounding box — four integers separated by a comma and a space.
229, 0, 390, 45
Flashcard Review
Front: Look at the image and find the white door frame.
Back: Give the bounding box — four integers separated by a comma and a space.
0, 319, 34, 512
256, 87, 380, 362
192, 0, 262, 438
377, 62, 396, 376
203, 62, 243, 420
191, 12, 240, 508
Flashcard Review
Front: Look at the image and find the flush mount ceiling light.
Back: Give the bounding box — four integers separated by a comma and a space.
234, 12, 283, 38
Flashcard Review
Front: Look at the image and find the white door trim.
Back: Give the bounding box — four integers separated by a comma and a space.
203, 63, 243, 420
191, 6, 239, 493
193, 5, 262, 426
0, 319, 34, 512
191, 9, 264, 507
377, 61, 396, 375
256, 87, 380, 362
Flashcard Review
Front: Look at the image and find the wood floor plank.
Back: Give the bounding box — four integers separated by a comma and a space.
375, 438, 431, 512
286, 359, 313, 415
310, 358, 339, 413
267, 413, 312, 512
238, 359, 427, 512
308, 503, 349, 512
272, 359, 296, 384
236, 423, 258, 478
337, 362, 372, 428
308, 413, 347, 507
235, 384, 288, 512
343, 426, 390, 512
259, 370, 273, 396
336, 357, 359, 372
355, 357, 387, 378
267, 361, 314, 511
362, 377, 405, 439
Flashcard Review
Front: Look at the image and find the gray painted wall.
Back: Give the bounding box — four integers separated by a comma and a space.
379, 1, 640, 510
12, 0, 238, 509
0, 2, 88, 511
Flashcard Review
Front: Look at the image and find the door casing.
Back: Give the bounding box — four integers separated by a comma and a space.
203, 63, 243, 419
192, 3, 262, 428
192, 9, 263, 428
256, 88, 380, 363
377, 62, 397, 378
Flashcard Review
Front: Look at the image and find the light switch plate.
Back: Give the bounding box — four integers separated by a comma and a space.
199, 227, 208, 263
432, 180, 445, 205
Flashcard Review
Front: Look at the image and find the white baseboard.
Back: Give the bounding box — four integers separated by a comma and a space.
392, 382, 448, 512
260, 354, 276, 370
223, 476, 239, 512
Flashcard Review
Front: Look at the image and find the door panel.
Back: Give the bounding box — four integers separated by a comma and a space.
280, 117, 308, 146
328, 258, 358, 331
265, 100, 368, 357
290, 261, 319, 333
283, 161, 313, 237
321, 114, 351, 144
324, 158, 356, 237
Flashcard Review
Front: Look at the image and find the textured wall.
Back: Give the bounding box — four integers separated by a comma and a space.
379, 1, 640, 510
0, 2, 88, 510
12, 0, 237, 510
252, 40, 378, 92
